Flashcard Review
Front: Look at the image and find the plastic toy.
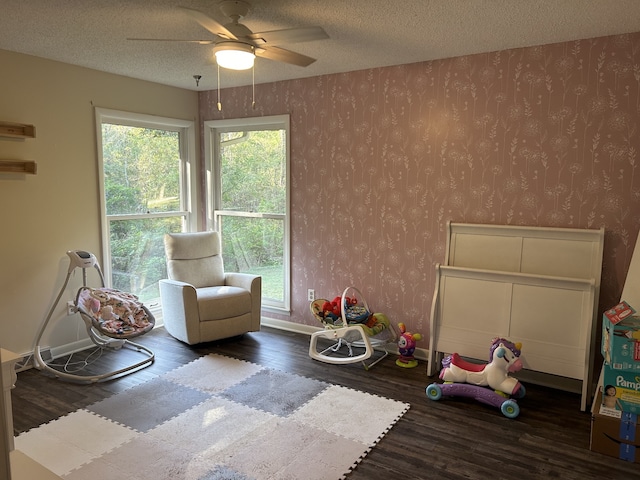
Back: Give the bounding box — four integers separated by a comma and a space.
440, 337, 524, 394
426, 382, 522, 418
396, 323, 422, 368
426, 337, 526, 418
309, 286, 397, 369
320, 299, 341, 324
318, 295, 361, 325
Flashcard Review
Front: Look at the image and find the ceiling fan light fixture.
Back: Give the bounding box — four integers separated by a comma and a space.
213, 42, 255, 70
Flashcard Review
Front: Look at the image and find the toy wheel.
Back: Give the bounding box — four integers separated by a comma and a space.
500, 399, 520, 418
513, 384, 526, 399
426, 383, 442, 401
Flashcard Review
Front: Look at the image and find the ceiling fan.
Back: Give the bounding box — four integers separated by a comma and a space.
128, 0, 329, 70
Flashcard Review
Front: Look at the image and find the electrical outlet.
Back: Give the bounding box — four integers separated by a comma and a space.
66, 300, 76, 316
307, 289, 315, 301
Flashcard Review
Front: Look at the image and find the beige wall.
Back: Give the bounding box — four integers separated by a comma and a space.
0, 49, 198, 356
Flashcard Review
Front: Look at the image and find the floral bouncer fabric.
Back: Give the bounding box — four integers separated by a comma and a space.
76, 287, 155, 338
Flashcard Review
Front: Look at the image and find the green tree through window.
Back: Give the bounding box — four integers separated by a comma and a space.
97, 109, 195, 308
207, 115, 290, 311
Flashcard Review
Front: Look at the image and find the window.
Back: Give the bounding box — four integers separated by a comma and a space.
205, 115, 290, 312
95, 108, 196, 315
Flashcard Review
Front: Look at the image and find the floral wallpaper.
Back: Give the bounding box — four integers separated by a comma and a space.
200, 32, 640, 342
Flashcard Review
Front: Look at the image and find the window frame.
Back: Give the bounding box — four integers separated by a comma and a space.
204, 114, 291, 313
94, 107, 198, 298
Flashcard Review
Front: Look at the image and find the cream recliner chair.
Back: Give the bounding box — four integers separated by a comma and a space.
159, 231, 261, 345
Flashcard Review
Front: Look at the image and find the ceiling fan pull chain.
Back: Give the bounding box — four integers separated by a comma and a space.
217, 63, 222, 111
252, 63, 256, 110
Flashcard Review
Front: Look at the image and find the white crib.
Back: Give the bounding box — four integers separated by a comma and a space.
427, 222, 605, 411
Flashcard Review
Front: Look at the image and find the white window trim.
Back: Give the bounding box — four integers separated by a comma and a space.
204, 114, 291, 313
94, 107, 198, 286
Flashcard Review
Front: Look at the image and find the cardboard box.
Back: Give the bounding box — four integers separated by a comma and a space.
602, 364, 640, 414
604, 301, 636, 325
591, 390, 640, 463
602, 301, 640, 371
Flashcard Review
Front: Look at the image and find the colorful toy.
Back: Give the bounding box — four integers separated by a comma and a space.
426, 337, 526, 418
318, 295, 361, 325
309, 286, 398, 369
396, 323, 422, 368
320, 300, 341, 323
440, 337, 524, 395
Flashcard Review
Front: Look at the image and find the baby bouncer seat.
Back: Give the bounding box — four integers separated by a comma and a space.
308, 286, 397, 369
33, 250, 155, 382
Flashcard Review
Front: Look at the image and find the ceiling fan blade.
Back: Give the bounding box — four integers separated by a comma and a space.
256, 46, 317, 67
179, 6, 237, 40
248, 26, 328, 46
127, 38, 215, 44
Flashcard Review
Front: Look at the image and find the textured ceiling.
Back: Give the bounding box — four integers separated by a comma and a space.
2, 0, 640, 91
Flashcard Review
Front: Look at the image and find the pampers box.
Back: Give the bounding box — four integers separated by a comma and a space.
602, 364, 640, 414
602, 301, 640, 371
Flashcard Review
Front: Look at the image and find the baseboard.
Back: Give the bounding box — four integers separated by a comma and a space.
49, 338, 95, 359
26, 318, 421, 371
17, 339, 97, 372
14, 348, 52, 372
260, 316, 322, 335
21, 320, 298, 372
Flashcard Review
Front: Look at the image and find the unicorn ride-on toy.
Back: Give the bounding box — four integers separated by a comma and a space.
426, 337, 526, 418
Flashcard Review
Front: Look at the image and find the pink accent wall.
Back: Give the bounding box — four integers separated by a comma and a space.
200, 32, 640, 340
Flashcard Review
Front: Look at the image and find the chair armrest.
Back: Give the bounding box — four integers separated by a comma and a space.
159, 279, 201, 344
225, 272, 259, 292
160, 278, 194, 289
225, 273, 262, 330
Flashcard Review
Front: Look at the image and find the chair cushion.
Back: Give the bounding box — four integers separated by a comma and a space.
196, 286, 252, 321
165, 231, 221, 259
165, 232, 225, 288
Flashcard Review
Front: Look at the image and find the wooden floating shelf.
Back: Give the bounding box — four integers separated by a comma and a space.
0, 121, 36, 139
0, 160, 37, 174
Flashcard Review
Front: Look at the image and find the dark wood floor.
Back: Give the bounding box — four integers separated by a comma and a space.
11, 326, 639, 479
